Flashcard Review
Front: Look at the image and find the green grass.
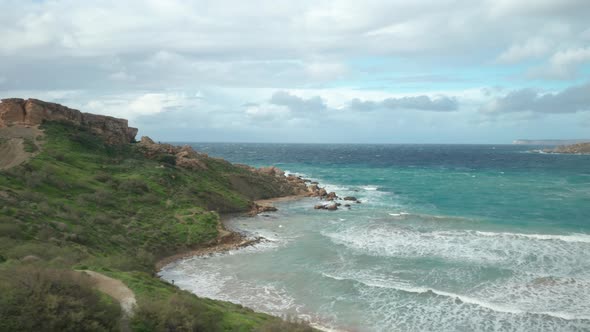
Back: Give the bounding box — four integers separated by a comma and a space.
0, 121, 315, 331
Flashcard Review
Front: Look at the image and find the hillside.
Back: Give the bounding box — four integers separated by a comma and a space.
0, 99, 316, 331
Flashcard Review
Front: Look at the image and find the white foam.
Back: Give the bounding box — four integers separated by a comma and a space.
475, 231, 590, 243
362, 186, 378, 191
389, 212, 410, 217
322, 225, 590, 275
321, 272, 590, 321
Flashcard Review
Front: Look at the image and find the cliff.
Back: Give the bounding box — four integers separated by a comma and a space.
0, 98, 138, 144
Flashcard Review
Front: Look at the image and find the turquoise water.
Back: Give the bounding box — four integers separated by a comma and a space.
160, 144, 590, 331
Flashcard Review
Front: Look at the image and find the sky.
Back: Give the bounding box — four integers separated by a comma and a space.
1, 0, 589, 143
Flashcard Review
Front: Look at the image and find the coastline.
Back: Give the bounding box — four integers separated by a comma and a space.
155, 194, 307, 271
156, 193, 353, 332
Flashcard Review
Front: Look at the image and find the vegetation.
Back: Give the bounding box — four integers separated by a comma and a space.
0, 121, 315, 331
0, 267, 120, 332
22, 137, 39, 153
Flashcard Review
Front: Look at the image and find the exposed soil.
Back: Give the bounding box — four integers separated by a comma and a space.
0, 126, 43, 170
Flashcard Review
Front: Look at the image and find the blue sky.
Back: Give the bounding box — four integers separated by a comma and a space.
1, 0, 589, 143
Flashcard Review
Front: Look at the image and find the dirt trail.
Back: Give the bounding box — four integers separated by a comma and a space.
77, 270, 136, 332
0, 126, 43, 170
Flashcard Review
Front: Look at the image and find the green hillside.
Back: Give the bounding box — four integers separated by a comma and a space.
0, 121, 313, 331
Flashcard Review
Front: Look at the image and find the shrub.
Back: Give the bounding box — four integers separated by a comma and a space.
0, 267, 120, 332
118, 179, 149, 195
0, 224, 24, 239
132, 294, 223, 332
94, 172, 113, 183
255, 318, 315, 332
157, 154, 177, 166
23, 138, 39, 153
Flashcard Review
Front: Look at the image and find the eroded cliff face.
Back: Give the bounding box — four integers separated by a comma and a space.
0, 98, 138, 144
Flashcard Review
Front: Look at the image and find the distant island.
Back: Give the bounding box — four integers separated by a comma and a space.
543, 142, 590, 154
513, 139, 590, 145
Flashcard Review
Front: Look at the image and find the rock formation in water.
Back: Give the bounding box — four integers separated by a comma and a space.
544, 142, 590, 154
0, 98, 138, 144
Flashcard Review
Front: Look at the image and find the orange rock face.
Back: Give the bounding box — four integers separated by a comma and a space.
0, 98, 138, 144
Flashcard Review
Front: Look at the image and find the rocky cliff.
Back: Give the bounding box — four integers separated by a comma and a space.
0, 98, 138, 144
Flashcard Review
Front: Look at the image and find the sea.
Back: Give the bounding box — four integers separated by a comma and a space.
159, 144, 590, 332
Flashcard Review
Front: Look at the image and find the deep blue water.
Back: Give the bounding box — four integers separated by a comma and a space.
161, 144, 590, 331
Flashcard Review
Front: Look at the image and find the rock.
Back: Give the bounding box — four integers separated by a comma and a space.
343, 196, 357, 201
314, 203, 337, 210
140, 136, 155, 145
258, 166, 285, 177
318, 188, 327, 197
326, 203, 338, 211
344, 204, 351, 207
326, 192, 337, 201
544, 142, 590, 154
248, 203, 278, 216
0, 98, 137, 144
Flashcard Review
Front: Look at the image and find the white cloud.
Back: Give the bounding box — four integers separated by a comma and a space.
529, 47, 590, 79
496, 38, 551, 63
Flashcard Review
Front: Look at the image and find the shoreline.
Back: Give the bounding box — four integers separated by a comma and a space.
154, 193, 349, 331
155, 194, 307, 271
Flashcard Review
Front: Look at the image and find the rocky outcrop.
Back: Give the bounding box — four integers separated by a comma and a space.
544, 142, 590, 154
137, 136, 208, 170
314, 203, 338, 211
0, 98, 138, 144
248, 203, 278, 216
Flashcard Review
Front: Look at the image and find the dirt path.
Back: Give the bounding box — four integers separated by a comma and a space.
77, 270, 136, 332
0, 126, 43, 170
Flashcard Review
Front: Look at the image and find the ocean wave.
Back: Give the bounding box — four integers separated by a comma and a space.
322, 225, 590, 274
388, 212, 410, 217
321, 272, 590, 321
362, 186, 379, 191
386, 211, 469, 222
474, 231, 590, 243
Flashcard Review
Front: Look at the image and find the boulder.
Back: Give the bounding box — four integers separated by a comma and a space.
343, 196, 357, 201
326, 192, 337, 200
326, 203, 338, 211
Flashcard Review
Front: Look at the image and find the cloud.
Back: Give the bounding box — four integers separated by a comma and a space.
350, 95, 458, 112
480, 82, 590, 114
496, 38, 551, 63
269, 91, 327, 112
529, 47, 590, 79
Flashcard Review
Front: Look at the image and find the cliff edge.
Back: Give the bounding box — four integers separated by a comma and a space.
0, 98, 138, 144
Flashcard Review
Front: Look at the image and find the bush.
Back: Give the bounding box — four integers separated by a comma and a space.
0, 224, 24, 239
132, 294, 223, 332
94, 172, 113, 183
255, 317, 315, 332
0, 267, 120, 331
157, 154, 176, 166
118, 179, 149, 195
23, 138, 39, 153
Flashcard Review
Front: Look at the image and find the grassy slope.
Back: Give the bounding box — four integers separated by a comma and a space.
0, 121, 313, 331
